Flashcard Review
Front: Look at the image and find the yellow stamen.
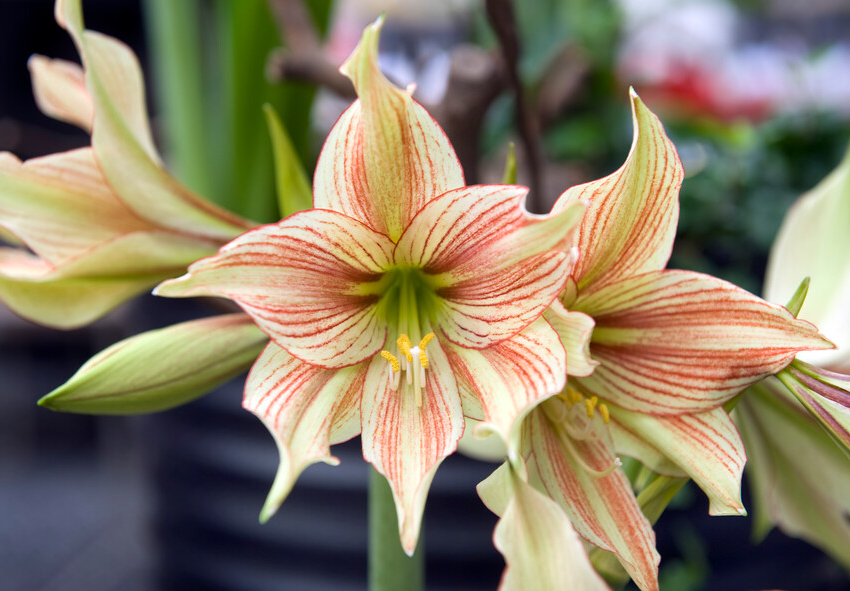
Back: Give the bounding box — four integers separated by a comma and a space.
381, 350, 400, 372
568, 388, 584, 405
599, 403, 610, 424
419, 333, 435, 349
397, 335, 413, 362
585, 395, 598, 418
419, 350, 429, 369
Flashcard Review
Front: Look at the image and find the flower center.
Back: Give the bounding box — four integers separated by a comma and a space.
380, 333, 436, 407
542, 386, 620, 478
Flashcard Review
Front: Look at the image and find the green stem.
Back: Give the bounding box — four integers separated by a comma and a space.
368, 467, 424, 591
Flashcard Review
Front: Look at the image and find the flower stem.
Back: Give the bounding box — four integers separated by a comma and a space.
368, 466, 424, 591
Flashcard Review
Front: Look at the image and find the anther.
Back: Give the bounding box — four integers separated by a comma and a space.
585, 396, 598, 418
397, 335, 413, 362
568, 388, 584, 405
599, 403, 610, 424
381, 350, 400, 373
419, 333, 435, 349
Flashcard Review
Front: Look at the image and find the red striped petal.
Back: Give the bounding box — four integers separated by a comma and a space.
156, 209, 396, 368
444, 318, 566, 447
394, 185, 584, 348
244, 343, 367, 521
313, 19, 463, 241
553, 90, 682, 291
525, 406, 660, 591
611, 405, 747, 516
578, 269, 832, 414
361, 337, 464, 553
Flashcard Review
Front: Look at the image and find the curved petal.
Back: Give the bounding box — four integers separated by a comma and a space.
579, 269, 832, 414
394, 185, 584, 348
478, 464, 610, 591
444, 318, 566, 452
56, 0, 253, 242
156, 209, 395, 368
554, 89, 683, 291
610, 405, 747, 516
361, 337, 463, 553
764, 145, 850, 372
28, 55, 93, 131
244, 343, 367, 522
313, 18, 463, 240
0, 149, 152, 265
525, 407, 660, 591
0, 248, 168, 329
544, 301, 598, 378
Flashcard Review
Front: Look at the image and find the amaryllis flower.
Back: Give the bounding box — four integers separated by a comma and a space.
478, 91, 832, 591
0, 0, 253, 328
156, 18, 585, 553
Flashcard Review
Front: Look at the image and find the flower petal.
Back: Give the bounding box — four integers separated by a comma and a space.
40, 314, 266, 413
610, 405, 747, 516
313, 18, 464, 241
243, 343, 367, 522
544, 300, 598, 378
28, 55, 93, 131
579, 269, 832, 414
361, 337, 463, 554
478, 464, 610, 591
444, 317, 566, 452
554, 89, 682, 292
735, 379, 850, 570
764, 145, 850, 372
0, 149, 151, 265
525, 406, 660, 591
395, 185, 584, 348
156, 209, 395, 368
0, 248, 168, 329
55, 0, 253, 242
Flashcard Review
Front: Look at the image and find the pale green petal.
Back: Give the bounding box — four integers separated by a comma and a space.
27, 55, 93, 131
736, 378, 850, 570
39, 314, 267, 413
764, 144, 850, 372
55, 0, 254, 242
480, 465, 610, 591
0, 248, 168, 329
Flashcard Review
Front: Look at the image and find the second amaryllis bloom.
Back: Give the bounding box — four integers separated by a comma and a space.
156, 18, 585, 554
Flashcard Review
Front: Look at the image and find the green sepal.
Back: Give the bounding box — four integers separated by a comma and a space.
785, 276, 810, 318
39, 313, 267, 414
263, 103, 313, 218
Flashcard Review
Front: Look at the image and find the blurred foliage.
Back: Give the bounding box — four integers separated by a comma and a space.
667, 112, 850, 294
476, 0, 849, 294
144, 0, 333, 223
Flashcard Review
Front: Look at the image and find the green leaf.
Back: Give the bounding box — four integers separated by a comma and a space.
263, 104, 313, 218
39, 314, 267, 414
